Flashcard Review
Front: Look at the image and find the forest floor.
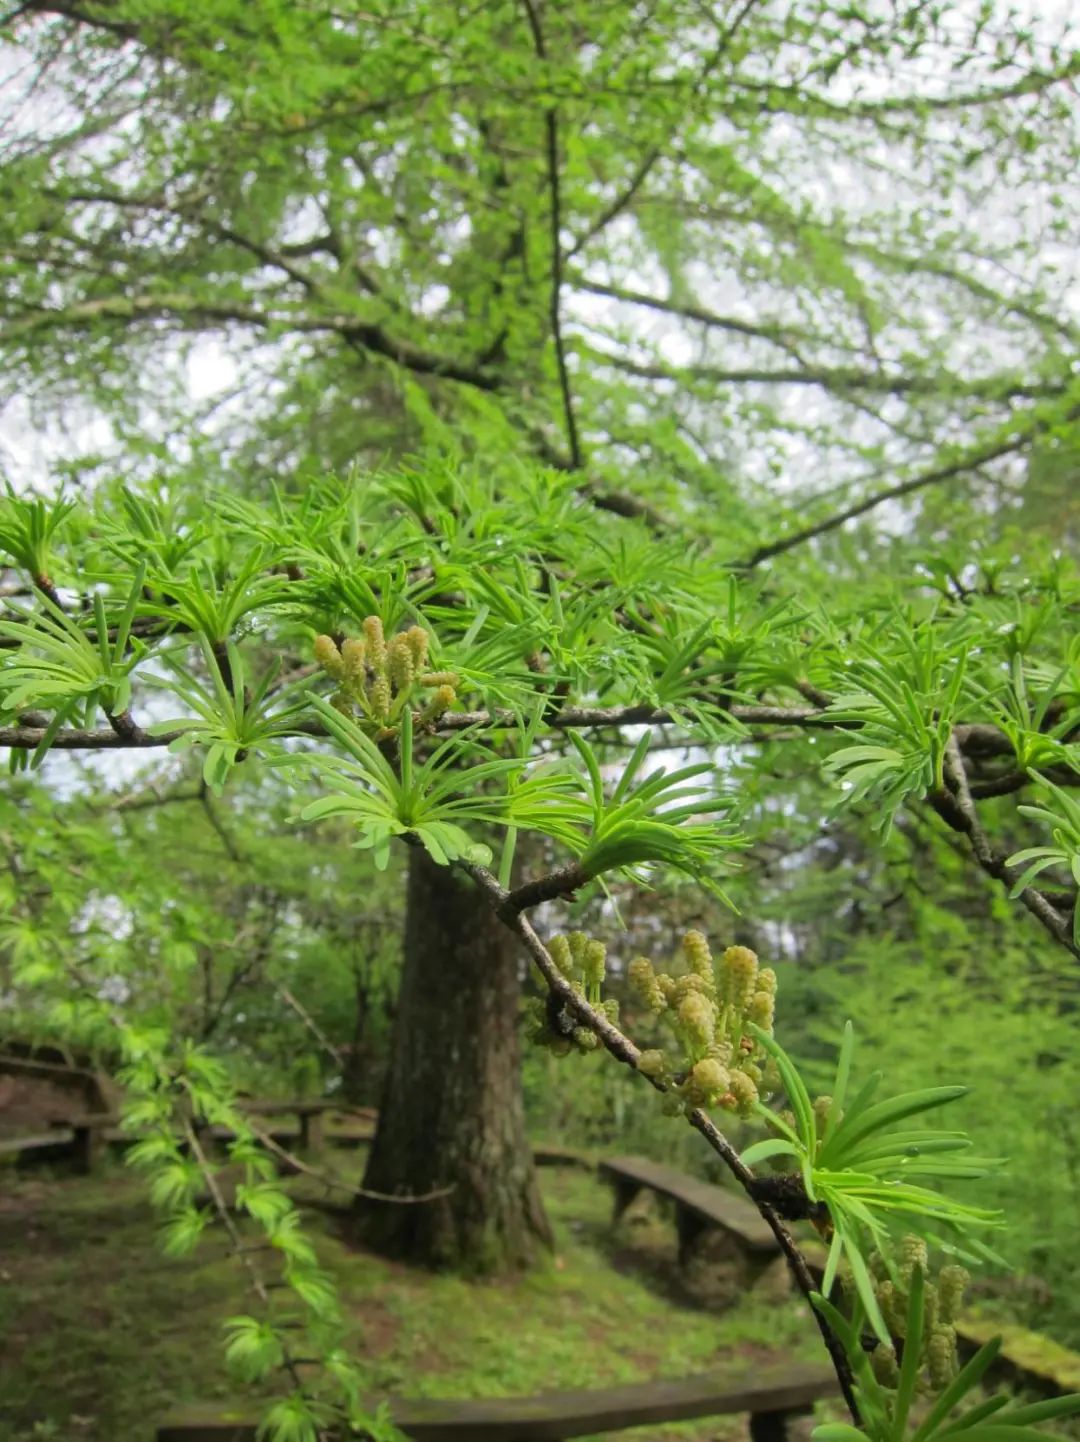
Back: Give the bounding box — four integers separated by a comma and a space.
0, 1148, 832, 1442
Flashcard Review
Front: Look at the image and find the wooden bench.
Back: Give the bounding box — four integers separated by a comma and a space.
0, 1051, 115, 1113
598, 1154, 786, 1302
233, 1099, 338, 1153
327, 1117, 378, 1146
2, 1103, 375, 1175
0, 1119, 118, 1175
797, 1241, 1080, 1400
157, 1360, 837, 1441
68, 1114, 118, 1172
1, 1113, 582, 1178
952, 1316, 1080, 1399
235, 1100, 379, 1153
600, 1154, 779, 1258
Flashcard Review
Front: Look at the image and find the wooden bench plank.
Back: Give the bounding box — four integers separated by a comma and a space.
205, 1122, 301, 1143
236, 1099, 341, 1116
25, 1117, 375, 1153
157, 1362, 837, 1441
0, 1053, 97, 1084
235, 1100, 379, 1152
326, 1120, 377, 1143
236, 1100, 378, 1119
0, 1053, 113, 1110
50, 1112, 120, 1130
599, 1155, 779, 1254
0, 1128, 75, 1157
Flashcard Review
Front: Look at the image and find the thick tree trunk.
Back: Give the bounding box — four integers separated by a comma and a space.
354, 848, 553, 1272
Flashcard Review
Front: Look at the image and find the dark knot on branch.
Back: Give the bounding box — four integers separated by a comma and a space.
745, 1172, 831, 1228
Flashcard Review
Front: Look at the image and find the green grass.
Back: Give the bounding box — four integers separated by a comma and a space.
0, 1156, 826, 1442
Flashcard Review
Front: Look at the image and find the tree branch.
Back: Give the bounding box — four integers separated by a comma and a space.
244, 1117, 452, 1206
929, 734, 1078, 960
461, 859, 861, 1422
740, 430, 1038, 568
589, 346, 1065, 403
0, 700, 833, 753
572, 278, 822, 353
565, 0, 763, 258
0, 703, 1050, 754
505, 860, 592, 912
3, 292, 501, 392
272, 981, 344, 1067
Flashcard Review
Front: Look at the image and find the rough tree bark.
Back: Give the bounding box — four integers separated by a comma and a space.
354, 847, 553, 1271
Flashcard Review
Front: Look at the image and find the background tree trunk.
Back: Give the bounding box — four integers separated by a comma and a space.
354, 847, 553, 1272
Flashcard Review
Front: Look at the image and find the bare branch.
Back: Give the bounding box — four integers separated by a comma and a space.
0, 700, 832, 753
0, 702, 1046, 755
528, 431, 667, 528
0, 721, 179, 749
741, 430, 1038, 568
566, 148, 661, 262
244, 1117, 453, 1206
272, 981, 344, 1066
582, 484, 667, 529
572, 278, 818, 354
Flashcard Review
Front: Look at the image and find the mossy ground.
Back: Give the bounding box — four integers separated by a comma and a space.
0, 1150, 830, 1442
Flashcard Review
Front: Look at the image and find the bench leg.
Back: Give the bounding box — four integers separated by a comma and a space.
610, 1178, 642, 1222
72, 1125, 102, 1176
675, 1203, 708, 1265
299, 1113, 324, 1154
750, 1406, 813, 1442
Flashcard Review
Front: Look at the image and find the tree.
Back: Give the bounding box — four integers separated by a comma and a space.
356, 846, 552, 1267
2, 0, 1079, 1292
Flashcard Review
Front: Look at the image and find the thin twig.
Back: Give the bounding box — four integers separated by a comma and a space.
182, 1119, 272, 1305
273, 981, 345, 1066
93, 784, 201, 814
199, 783, 244, 863
932, 734, 1078, 959
521, 0, 581, 469
243, 1116, 454, 1206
